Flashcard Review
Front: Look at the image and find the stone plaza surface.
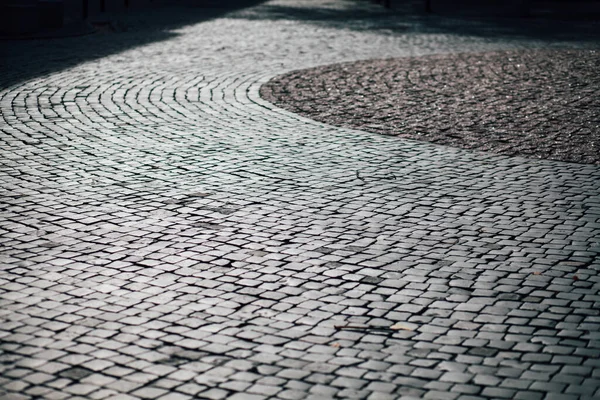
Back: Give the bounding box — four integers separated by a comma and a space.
1, 0, 599, 399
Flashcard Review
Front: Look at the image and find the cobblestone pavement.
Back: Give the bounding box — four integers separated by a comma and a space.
260, 49, 600, 165
1, 1, 600, 399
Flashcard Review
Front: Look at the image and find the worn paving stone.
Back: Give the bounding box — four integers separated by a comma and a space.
1, 0, 600, 399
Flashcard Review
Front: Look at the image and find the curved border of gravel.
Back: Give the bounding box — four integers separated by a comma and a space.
260, 49, 600, 165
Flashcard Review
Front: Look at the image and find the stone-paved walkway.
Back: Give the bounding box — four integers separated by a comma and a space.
1, 1, 599, 399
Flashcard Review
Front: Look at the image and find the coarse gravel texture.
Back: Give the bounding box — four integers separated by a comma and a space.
260, 49, 600, 165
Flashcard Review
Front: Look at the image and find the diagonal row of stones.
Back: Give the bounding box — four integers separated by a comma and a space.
1, 1, 600, 399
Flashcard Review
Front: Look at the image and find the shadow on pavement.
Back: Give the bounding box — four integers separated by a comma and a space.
1, 0, 598, 91
0, 0, 266, 90
232, 0, 600, 43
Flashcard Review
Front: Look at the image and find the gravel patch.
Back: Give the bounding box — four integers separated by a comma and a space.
261, 49, 600, 164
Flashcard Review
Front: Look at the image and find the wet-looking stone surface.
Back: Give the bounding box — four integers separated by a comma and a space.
261, 49, 600, 164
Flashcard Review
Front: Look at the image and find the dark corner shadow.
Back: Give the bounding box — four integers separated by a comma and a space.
230, 1, 600, 44
0, 0, 267, 90
418, 12, 600, 43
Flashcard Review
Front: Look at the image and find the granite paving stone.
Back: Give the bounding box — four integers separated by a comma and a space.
1, 0, 600, 399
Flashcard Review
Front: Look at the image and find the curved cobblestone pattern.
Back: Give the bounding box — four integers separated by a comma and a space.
1, 1, 600, 399
260, 49, 600, 165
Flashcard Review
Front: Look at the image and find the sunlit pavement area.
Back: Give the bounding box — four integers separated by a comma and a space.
1, 1, 600, 399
